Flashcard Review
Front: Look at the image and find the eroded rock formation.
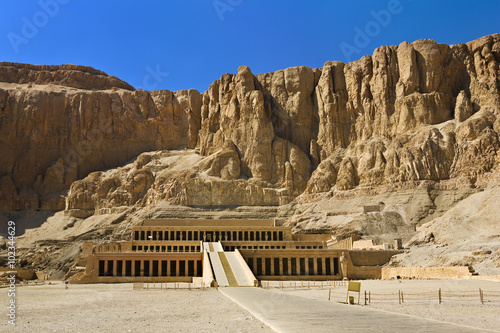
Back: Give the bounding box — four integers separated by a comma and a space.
1, 34, 499, 215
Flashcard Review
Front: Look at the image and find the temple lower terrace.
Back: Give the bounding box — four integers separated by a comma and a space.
68, 219, 401, 285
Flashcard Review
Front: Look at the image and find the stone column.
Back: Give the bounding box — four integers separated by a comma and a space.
140, 260, 144, 276
340, 252, 348, 280
113, 260, 117, 276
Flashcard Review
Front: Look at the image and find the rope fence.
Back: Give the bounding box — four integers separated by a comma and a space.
133, 282, 211, 290
259, 280, 500, 305
260, 280, 347, 290
361, 288, 500, 305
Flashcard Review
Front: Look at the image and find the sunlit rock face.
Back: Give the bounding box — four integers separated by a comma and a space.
1, 34, 499, 212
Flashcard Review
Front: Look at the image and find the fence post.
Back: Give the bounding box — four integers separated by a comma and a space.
398, 290, 401, 304
480, 288, 484, 305
365, 291, 367, 305
369, 291, 371, 304
438, 288, 442, 304
329, 288, 331, 301
401, 291, 404, 303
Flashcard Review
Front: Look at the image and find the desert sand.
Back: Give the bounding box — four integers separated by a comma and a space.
0, 282, 273, 333
2, 280, 500, 332
274, 279, 500, 332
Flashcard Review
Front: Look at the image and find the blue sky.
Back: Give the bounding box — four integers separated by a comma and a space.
0, 0, 499, 92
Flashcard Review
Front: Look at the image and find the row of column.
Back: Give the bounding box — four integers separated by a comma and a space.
132, 245, 201, 252
224, 245, 286, 251
134, 230, 285, 242
247, 257, 340, 276
98, 259, 202, 277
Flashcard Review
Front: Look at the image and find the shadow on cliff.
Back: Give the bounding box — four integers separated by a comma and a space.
0, 211, 55, 238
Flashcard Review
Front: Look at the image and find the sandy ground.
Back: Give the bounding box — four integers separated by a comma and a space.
1, 280, 499, 332
272, 279, 500, 332
0, 283, 273, 333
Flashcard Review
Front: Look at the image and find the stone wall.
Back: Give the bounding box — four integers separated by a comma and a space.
348, 265, 382, 280
381, 266, 472, 279
348, 250, 402, 266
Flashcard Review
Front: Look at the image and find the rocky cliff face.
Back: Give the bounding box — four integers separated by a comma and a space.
0, 65, 201, 211
1, 34, 499, 217
0, 62, 136, 90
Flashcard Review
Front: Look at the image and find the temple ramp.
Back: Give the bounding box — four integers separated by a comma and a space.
206, 242, 254, 287
212, 242, 224, 252
208, 251, 229, 287
218, 252, 239, 287
225, 251, 257, 287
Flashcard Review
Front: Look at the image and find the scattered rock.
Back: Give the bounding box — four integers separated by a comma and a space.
424, 232, 435, 243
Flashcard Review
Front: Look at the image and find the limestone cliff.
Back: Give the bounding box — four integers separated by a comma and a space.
1, 34, 499, 216
0, 65, 201, 211
0, 62, 135, 90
